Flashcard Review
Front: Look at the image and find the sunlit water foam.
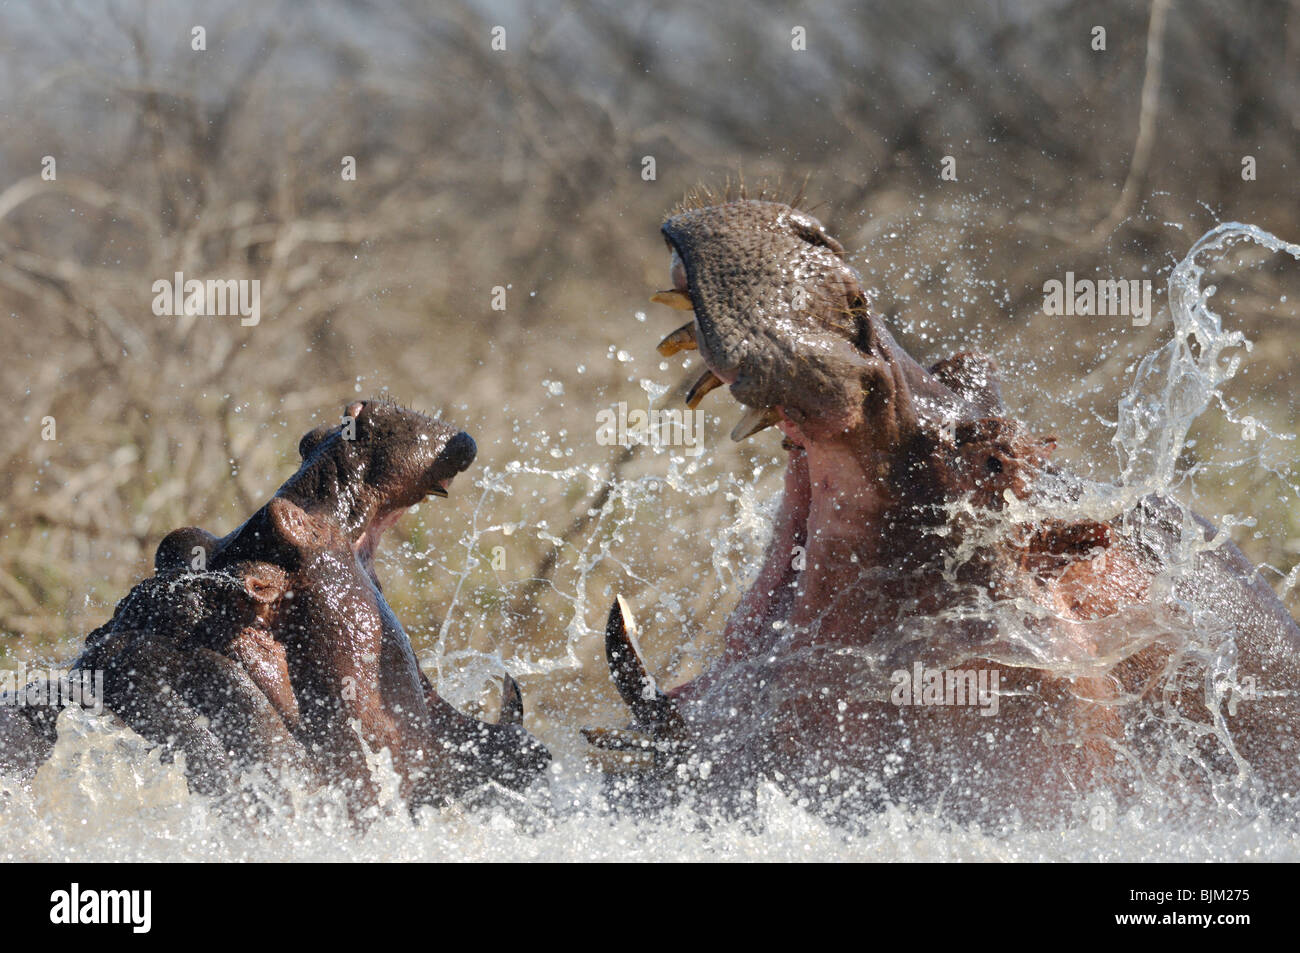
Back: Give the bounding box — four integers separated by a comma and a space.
3, 224, 1299, 861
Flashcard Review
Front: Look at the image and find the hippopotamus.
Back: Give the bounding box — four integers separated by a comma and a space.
586, 196, 1300, 824
3, 399, 549, 815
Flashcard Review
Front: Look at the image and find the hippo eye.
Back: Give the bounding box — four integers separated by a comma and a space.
986, 456, 1003, 474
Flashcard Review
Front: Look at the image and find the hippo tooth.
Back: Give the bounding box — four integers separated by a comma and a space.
730, 406, 781, 442
656, 322, 698, 357
602, 595, 685, 736
614, 593, 638, 633
500, 673, 524, 726
650, 289, 695, 311
685, 370, 723, 409
605, 594, 658, 711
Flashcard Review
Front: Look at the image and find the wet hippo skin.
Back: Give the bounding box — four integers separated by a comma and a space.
6, 400, 548, 816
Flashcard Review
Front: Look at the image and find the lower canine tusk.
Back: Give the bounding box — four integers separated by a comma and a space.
499, 673, 524, 726
605, 595, 656, 710
603, 595, 684, 735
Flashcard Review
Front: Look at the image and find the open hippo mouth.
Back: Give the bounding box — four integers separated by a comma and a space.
79, 397, 549, 814
648, 200, 1109, 628
615, 195, 1093, 722
650, 199, 1048, 514
286, 399, 478, 572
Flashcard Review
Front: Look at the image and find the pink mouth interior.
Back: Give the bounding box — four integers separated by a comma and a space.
351, 474, 454, 568
354, 505, 409, 566
661, 253, 890, 658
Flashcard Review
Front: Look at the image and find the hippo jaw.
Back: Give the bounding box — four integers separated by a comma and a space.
584, 199, 1077, 806
283, 399, 477, 571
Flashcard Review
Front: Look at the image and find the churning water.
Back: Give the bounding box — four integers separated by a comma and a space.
3, 224, 1299, 862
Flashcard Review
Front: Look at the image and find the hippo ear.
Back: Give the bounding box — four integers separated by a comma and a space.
155, 527, 219, 573
298, 424, 334, 460
267, 497, 328, 552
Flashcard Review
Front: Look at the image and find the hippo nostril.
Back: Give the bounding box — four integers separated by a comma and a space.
441, 431, 477, 473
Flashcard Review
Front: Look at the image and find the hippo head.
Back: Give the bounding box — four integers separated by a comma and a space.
660, 199, 885, 440
649, 195, 1118, 601
283, 399, 477, 569
141, 399, 549, 812
655, 198, 1066, 524
159, 398, 480, 588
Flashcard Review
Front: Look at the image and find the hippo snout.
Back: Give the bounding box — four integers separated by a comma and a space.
439, 431, 477, 474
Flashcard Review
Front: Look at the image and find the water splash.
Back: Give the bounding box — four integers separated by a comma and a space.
1116, 223, 1300, 496
2, 708, 1296, 861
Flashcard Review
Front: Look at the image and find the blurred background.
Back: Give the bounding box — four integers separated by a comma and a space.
1, 0, 1298, 744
